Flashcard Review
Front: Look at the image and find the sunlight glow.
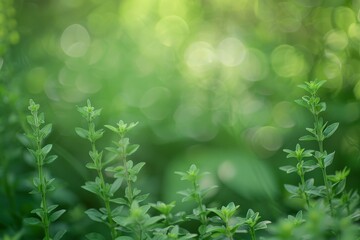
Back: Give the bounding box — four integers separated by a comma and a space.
60, 24, 91, 58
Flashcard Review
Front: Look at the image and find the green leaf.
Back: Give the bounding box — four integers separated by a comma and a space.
127, 144, 140, 156
110, 178, 123, 195
254, 220, 271, 231
284, 184, 299, 194
85, 233, 105, 240
41, 144, 52, 156
40, 123, 52, 138
324, 152, 335, 168
26, 115, 35, 126
75, 127, 89, 139
299, 135, 317, 141
144, 215, 163, 227
24, 217, 41, 225
44, 155, 57, 165
132, 162, 145, 175
53, 229, 66, 240
85, 209, 104, 223
323, 122, 339, 138
335, 180, 346, 195
135, 193, 149, 203
115, 237, 133, 240
50, 209, 66, 222
294, 99, 308, 108
47, 204, 59, 214
279, 165, 297, 174
85, 162, 97, 170
104, 125, 118, 133
110, 197, 128, 205
82, 181, 100, 195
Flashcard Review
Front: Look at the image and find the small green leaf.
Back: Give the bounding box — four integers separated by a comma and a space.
85, 209, 104, 223
110, 197, 128, 205
24, 217, 41, 225
75, 127, 89, 139
85, 233, 105, 240
254, 220, 271, 231
323, 122, 339, 138
104, 125, 118, 133
50, 209, 66, 222
279, 165, 297, 174
115, 237, 133, 240
294, 99, 308, 108
41, 144, 52, 156
47, 204, 59, 214
53, 229, 66, 240
44, 155, 57, 165
110, 178, 123, 195
284, 184, 299, 194
82, 181, 100, 195
324, 152, 335, 168
40, 123, 52, 138
132, 162, 145, 175
299, 135, 317, 141
335, 180, 346, 195
85, 162, 97, 170
127, 144, 140, 156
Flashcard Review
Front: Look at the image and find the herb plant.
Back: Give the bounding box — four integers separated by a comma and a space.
7, 81, 360, 239
24, 99, 66, 240
280, 80, 360, 239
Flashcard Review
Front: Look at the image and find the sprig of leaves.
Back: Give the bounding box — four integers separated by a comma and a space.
76, 100, 118, 240
280, 80, 360, 238
24, 99, 66, 240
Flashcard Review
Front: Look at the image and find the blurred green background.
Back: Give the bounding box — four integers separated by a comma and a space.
1, 0, 360, 238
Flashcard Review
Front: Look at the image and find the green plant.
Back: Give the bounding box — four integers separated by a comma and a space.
279, 80, 360, 239
23, 99, 66, 240
176, 164, 270, 240
77, 100, 161, 240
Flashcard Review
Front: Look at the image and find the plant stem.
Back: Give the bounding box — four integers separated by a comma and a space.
193, 180, 207, 225
300, 173, 310, 208
97, 166, 117, 239
90, 130, 117, 239
34, 113, 50, 240
121, 138, 133, 204
38, 160, 50, 240
249, 227, 256, 240
320, 166, 334, 216
313, 108, 334, 216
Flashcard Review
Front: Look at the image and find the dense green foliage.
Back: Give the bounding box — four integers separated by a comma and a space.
1, 0, 360, 239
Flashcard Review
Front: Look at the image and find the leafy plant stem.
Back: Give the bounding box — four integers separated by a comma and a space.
121, 140, 133, 204
34, 110, 50, 240
313, 104, 334, 216
90, 131, 117, 240
299, 173, 310, 208
320, 166, 334, 216
193, 181, 207, 225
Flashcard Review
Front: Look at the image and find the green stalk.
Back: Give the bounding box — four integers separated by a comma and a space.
226, 221, 234, 240
89, 126, 117, 240
249, 227, 256, 240
121, 138, 133, 204
193, 180, 207, 225
313, 105, 334, 216
34, 111, 50, 240
299, 172, 310, 208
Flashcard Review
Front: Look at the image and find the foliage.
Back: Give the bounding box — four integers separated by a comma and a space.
0, 81, 359, 239
278, 80, 360, 239
23, 100, 66, 240
1, 0, 360, 239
